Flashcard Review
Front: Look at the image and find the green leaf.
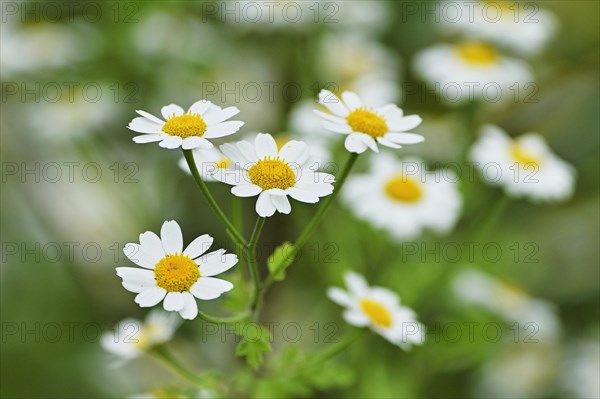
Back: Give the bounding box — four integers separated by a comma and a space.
235, 324, 272, 370
267, 242, 296, 281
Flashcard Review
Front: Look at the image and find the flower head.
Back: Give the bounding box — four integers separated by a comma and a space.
101, 310, 180, 360
469, 125, 575, 202
342, 153, 462, 240
215, 133, 335, 217
178, 147, 233, 182
116, 220, 238, 320
328, 271, 424, 350
315, 90, 423, 154
127, 101, 244, 150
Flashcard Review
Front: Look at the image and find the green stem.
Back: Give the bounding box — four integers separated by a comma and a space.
472, 193, 510, 241
197, 309, 251, 324
309, 328, 364, 366
248, 217, 266, 311
183, 149, 248, 248
264, 153, 359, 289
151, 345, 204, 386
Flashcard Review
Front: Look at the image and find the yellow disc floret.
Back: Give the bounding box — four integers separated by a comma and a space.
248, 157, 296, 190
384, 175, 423, 203
154, 254, 200, 292
360, 298, 393, 328
346, 108, 388, 138
510, 143, 542, 168
456, 41, 499, 66
162, 113, 207, 138
216, 157, 232, 169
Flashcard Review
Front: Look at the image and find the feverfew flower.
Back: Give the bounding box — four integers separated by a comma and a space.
316, 90, 423, 153
101, 310, 180, 360
342, 153, 462, 241
328, 271, 425, 350
216, 133, 335, 217
413, 41, 532, 104
439, 0, 558, 55
127, 101, 244, 149
469, 125, 576, 202
116, 221, 238, 320
178, 147, 233, 182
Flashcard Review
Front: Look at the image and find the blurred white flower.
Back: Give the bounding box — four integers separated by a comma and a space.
469, 124, 576, 202
328, 271, 425, 350
216, 133, 335, 217
439, 0, 558, 55
178, 147, 233, 182
116, 220, 238, 320
452, 268, 562, 342
128, 101, 244, 150
316, 90, 423, 154
342, 153, 462, 240
561, 340, 600, 399
101, 310, 180, 360
221, 0, 316, 32
332, 1, 392, 35
413, 41, 532, 104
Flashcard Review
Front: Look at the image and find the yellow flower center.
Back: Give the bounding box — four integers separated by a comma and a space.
360, 299, 392, 328
216, 157, 232, 169
248, 157, 296, 190
456, 41, 499, 66
162, 113, 207, 138
510, 143, 542, 168
384, 175, 423, 203
154, 254, 200, 292
346, 108, 388, 138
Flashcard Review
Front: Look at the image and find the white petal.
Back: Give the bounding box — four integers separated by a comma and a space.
271, 194, 291, 214
378, 104, 403, 119
278, 140, 310, 165
314, 109, 347, 124
327, 287, 353, 307
116, 267, 155, 285
158, 136, 183, 149
161, 104, 184, 119
254, 133, 278, 158
286, 187, 320, 203
135, 287, 167, 307
178, 292, 198, 320
344, 133, 369, 154
321, 121, 353, 134
123, 243, 154, 269
139, 231, 166, 265
343, 310, 370, 327
203, 121, 244, 138
377, 137, 402, 149
182, 137, 204, 150
318, 89, 349, 117
294, 181, 334, 197
256, 191, 276, 217
203, 106, 240, 124
133, 134, 164, 143
136, 110, 164, 124
189, 99, 213, 115
190, 277, 234, 300
163, 292, 185, 311
183, 234, 214, 259
198, 250, 238, 276
341, 91, 363, 110
344, 271, 369, 296
387, 115, 422, 132
232, 184, 262, 197
128, 117, 164, 133
384, 133, 424, 144
160, 220, 183, 254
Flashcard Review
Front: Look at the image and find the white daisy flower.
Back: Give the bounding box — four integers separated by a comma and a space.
439, 0, 558, 55
328, 271, 425, 350
452, 268, 561, 342
100, 310, 180, 360
116, 220, 238, 320
215, 133, 335, 218
413, 41, 533, 104
315, 90, 424, 154
469, 124, 576, 202
342, 153, 462, 241
561, 340, 600, 399
127, 101, 244, 150
178, 147, 233, 182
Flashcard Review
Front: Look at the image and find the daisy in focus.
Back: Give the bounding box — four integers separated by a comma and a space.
178, 147, 233, 182
315, 90, 424, 154
342, 153, 462, 241
439, 0, 558, 55
101, 310, 180, 361
328, 271, 425, 350
413, 41, 532, 104
216, 133, 335, 217
469, 125, 576, 202
116, 220, 238, 320
127, 100, 244, 149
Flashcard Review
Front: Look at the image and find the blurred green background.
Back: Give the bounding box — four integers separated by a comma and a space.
1, 1, 598, 398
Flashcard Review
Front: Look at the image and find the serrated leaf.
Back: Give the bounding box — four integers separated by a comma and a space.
267, 242, 296, 281
235, 324, 272, 370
